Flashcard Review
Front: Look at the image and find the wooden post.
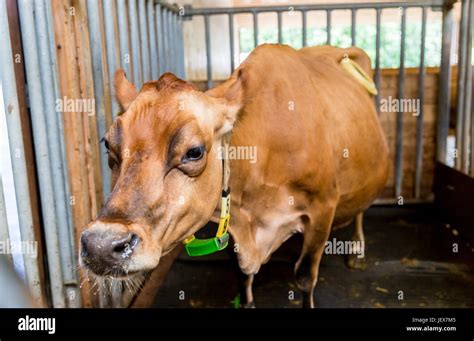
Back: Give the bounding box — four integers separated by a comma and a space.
51, 0, 105, 307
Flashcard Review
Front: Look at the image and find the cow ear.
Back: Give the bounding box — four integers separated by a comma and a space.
114, 69, 138, 111
206, 68, 245, 136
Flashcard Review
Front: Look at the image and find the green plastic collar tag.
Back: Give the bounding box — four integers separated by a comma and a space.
183, 189, 231, 257
184, 233, 230, 257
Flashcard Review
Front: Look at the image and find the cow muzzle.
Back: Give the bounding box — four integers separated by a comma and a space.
80, 223, 141, 277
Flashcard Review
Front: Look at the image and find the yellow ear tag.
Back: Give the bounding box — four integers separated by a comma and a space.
340, 56, 378, 96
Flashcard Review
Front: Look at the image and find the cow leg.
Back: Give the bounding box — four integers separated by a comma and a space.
227, 245, 256, 308
345, 212, 367, 270
294, 205, 335, 308
240, 273, 255, 308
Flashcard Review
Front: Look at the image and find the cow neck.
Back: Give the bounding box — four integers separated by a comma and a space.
181, 134, 232, 256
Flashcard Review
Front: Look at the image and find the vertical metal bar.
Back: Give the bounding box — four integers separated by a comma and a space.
139, 0, 150, 82
470, 0, 474, 176
128, 0, 142, 87
177, 14, 185, 79
414, 7, 427, 199
229, 13, 235, 73
302, 11, 307, 47
148, 0, 159, 79
0, 0, 42, 305
375, 9, 381, 114
277, 11, 282, 44
167, 11, 173, 73
351, 9, 357, 46
155, 4, 164, 75
455, 0, 469, 170
162, 9, 169, 71
35, 0, 80, 307
171, 14, 177, 75
461, 0, 473, 173
204, 14, 212, 89
117, 0, 131, 77
87, 0, 111, 198
437, 2, 455, 163
253, 11, 258, 48
103, 0, 121, 118
395, 7, 406, 198
326, 10, 332, 45
0, 177, 11, 265
18, 0, 66, 308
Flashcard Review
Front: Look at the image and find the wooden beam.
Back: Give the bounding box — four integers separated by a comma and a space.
51, 0, 94, 307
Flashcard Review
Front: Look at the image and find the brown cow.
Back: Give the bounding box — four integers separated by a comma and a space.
80, 44, 389, 308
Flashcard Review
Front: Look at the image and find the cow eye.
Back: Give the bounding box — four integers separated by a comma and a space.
184, 146, 204, 162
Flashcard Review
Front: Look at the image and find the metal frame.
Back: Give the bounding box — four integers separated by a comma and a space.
181, 0, 456, 202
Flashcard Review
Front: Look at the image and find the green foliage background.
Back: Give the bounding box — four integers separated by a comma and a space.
239, 22, 443, 68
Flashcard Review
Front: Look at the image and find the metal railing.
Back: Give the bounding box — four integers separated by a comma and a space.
181, 0, 473, 201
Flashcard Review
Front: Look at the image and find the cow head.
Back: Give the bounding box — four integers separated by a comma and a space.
79, 69, 244, 277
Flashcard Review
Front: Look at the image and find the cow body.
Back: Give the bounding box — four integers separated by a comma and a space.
80, 44, 388, 308
209, 44, 389, 307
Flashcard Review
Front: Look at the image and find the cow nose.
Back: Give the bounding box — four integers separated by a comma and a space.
80, 229, 140, 275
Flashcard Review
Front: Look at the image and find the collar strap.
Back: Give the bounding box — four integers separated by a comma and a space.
183, 136, 231, 256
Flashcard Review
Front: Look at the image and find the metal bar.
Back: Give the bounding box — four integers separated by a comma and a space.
171, 14, 177, 75
437, 1, 455, 163
103, 0, 121, 118
461, 0, 473, 174
87, 1, 111, 197
129, 0, 142, 87
351, 9, 357, 46
18, 0, 66, 308
229, 13, 235, 73
253, 11, 258, 48
162, 9, 169, 71
455, 0, 469, 170
117, 0, 131, 77
0, 177, 12, 265
204, 14, 212, 89
0, 0, 43, 306
395, 6, 406, 198
277, 11, 282, 44
414, 7, 427, 199
167, 11, 173, 73
139, 0, 151, 82
277, 12, 283, 44
155, 1, 180, 14
177, 15, 185, 78
181, 1, 446, 16
302, 10, 307, 47
470, 0, 474, 177
326, 10, 332, 45
35, 0, 79, 307
374, 8, 381, 114
155, 4, 164, 75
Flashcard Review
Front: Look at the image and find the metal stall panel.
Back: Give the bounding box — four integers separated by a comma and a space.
35, 0, 80, 308
87, 0, 112, 197
0, 0, 43, 305
18, 0, 66, 308
103, 0, 121, 119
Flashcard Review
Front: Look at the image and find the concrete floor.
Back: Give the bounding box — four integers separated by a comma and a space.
153, 205, 474, 308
